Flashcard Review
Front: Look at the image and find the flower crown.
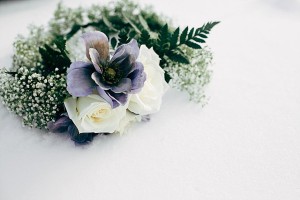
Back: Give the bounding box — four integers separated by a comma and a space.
0, 0, 219, 144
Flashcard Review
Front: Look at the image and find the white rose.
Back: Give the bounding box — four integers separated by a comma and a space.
128, 45, 168, 115
116, 111, 141, 135
64, 95, 127, 133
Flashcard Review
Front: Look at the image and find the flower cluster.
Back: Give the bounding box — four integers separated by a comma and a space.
48, 31, 168, 143
166, 47, 213, 105
12, 25, 51, 72
0, 67, 68, 129
0, 1, 218, 144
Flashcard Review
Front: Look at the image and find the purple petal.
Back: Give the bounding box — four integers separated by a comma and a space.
67, 61, 97, 97
97, 87, 128, 108
89, 48, 103, 73
68, 123, 94, 144
128, 62, 147, 93
91, 72, 112, 90
81, 31, 109, 64
68, 61, 92, 71
109, 39, 139, 76
96, 87, 114, 108
47, 116, 73, 133
111, 78, 132, 93
107, 91, 128, 107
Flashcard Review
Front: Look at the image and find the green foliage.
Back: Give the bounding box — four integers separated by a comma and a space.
39, 36, 71, 76
60, 1, 219, 71
138, 30, 152, 48
1, 0, 219, 130
142, 21, 219, 68
110, 37, 118, 49
117, 28, 131, 45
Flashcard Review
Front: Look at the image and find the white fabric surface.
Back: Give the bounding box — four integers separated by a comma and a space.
1, 0, 300, 199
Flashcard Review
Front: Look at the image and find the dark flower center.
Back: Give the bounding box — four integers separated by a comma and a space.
103, 67, 119, 85
106, 68, 116, 78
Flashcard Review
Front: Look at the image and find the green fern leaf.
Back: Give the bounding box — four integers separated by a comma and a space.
158, 24, 169, 43
166, 50, 190, 64
188, 28, 194, 39
139, 29, 152, 47
185, 41, 202, 49
192, 37, 205, 43
198, 34, 208, 38
170, 27, 179, 48
180, 26, 188, 44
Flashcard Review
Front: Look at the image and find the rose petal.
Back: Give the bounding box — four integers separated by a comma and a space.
47, 116, 73, 133
111, 78, 132, 93
89, 48, 103, 73
91, 72, 112, 90
128, 62, 146, 93
67, 61, 97, 97
81, 31, 109, 64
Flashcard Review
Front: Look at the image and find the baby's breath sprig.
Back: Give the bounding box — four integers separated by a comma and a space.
0, 0, 217, 132
165, 47, 213, 104
0, 67, 69, 129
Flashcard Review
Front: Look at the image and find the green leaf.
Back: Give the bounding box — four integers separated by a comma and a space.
129, 30, 137, 38
102, 14, 118, 31
170, 27, 179, 48
185, 41, 202, 49
158, 24, 169, 43
192, 37, 205, 43
180, 26, 188, 44
138, 15, 150, 31
39, 42, 71, 76
198, 34, 208, 38
166, 50, 190, 64
118, 29, 130, 45
139, 29, 152, 48
122, 12, 141, 34
110, 37, 117, 49
188, 28, 194, 39
164, 71, 172, 83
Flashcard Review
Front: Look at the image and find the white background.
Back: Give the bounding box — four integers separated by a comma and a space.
1, 0, 300, 199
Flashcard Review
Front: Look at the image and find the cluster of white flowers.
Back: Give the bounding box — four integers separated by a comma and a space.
165, 47, 213, 105
12, 25, 51, 71
0, 67, 68, 129
64, 45, 168, 135
49, 3, 85, 36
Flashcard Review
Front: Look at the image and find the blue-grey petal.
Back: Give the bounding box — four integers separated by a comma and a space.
81, 31, 109, 64
96, 87, 114, 108
68, 123, 94, 144
67, 61, 92, 71
113, 39, 139, 60
47, 116, 72, 133
128, 62, 146, 93
111, 78, 132, 93
107, 91, 128, 106
67, 61, 97, 97
109, 39, 139, 76
91, 72, 112, 90
89, 48, 103, 73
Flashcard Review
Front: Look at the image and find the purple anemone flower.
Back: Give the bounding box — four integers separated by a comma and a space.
67, 31, 146, 108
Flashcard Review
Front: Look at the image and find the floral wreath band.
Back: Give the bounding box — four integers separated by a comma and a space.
0, 0, 219, 144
